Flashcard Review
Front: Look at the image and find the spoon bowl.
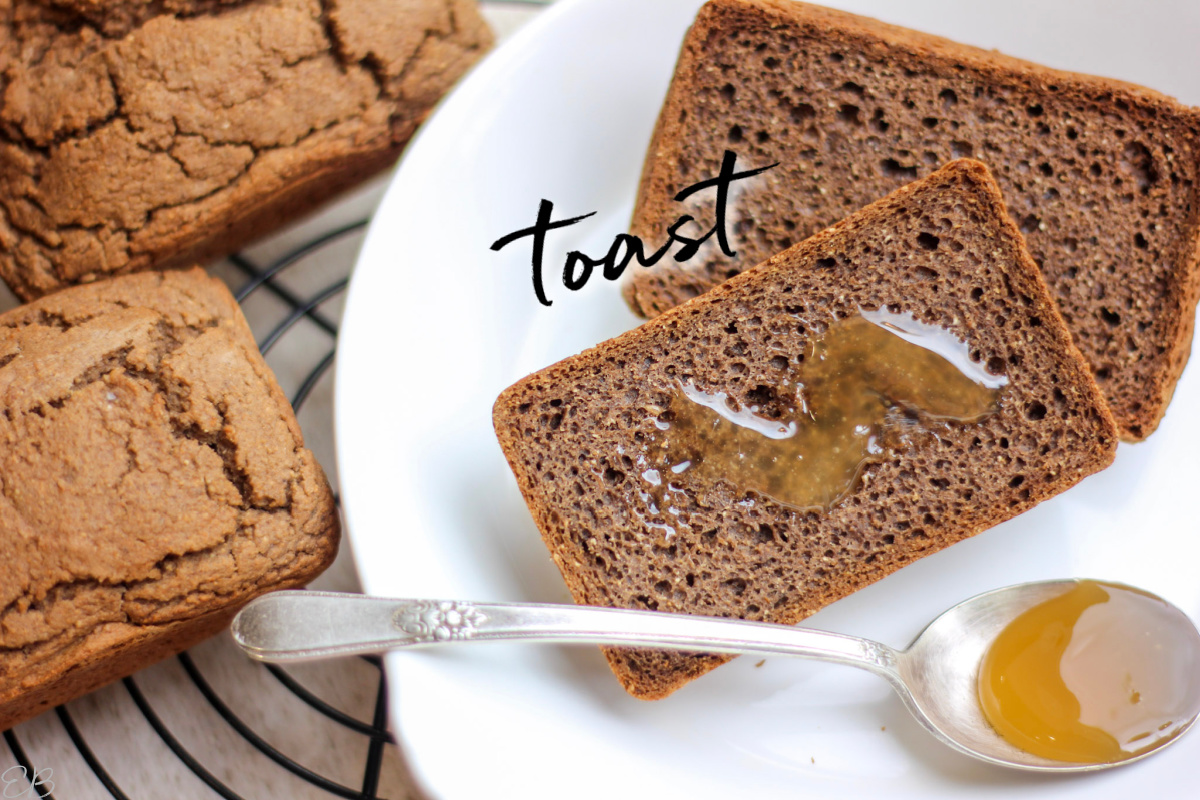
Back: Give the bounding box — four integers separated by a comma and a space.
231, 579, 1200, 772
889, 580, 1193, 771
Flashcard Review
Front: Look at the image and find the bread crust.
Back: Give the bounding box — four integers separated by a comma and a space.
499, 161, 1117, 698
0, 268, 339, 729
626, 0, 1200, 441
0, 0, 492, 300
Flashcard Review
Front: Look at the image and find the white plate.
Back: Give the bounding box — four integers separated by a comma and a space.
334, 1, 1200, 797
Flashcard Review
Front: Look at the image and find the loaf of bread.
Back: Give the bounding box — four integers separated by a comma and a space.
0, 268, 338, 729
495, 160, 1117, 699
0, 0, 491, 300
626, 0, 1200, 441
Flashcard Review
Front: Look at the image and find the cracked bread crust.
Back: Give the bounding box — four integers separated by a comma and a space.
0, 267, 339, 729
496, 161, 1117, 699
0, 0, 492, 299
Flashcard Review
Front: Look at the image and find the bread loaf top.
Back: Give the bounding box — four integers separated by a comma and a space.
626, 0, 1200, 441
496, 160, 1117, 698
0, 268, 337, 703
0, 0, 492, 299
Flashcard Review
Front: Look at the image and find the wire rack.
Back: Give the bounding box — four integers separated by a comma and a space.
1, 221, 399, 800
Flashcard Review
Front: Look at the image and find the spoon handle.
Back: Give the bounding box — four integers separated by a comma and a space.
231, 590, 900, 676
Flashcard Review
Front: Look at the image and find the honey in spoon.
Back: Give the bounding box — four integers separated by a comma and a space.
979, 580, 1200, 763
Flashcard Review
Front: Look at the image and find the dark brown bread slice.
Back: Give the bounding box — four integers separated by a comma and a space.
0, 268, 339, 729
0, 0, 491, 299
496, 160, 1117, 699
625, 0, 1200, 441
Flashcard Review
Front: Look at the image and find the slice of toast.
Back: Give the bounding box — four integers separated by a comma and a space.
625, 0, 1200, 441
495, 160, 1116, 699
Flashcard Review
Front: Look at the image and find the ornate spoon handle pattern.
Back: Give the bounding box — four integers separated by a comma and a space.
232, 590, 900, 681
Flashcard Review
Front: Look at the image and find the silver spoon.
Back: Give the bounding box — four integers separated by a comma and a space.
230, 579, 1200, 772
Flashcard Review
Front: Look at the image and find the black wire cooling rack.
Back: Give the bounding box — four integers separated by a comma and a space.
1, 220, 399, 800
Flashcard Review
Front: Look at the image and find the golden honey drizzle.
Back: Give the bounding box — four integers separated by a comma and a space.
979, 580, 1200, 763
640, 309, 1004, 512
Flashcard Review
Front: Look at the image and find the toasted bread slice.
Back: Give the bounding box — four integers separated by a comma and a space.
496, 161, 1116, 699
626, 0, 1200, 441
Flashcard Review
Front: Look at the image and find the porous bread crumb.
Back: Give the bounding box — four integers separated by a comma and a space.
626, 0, 1200, 441
496, 161, 1117, 699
